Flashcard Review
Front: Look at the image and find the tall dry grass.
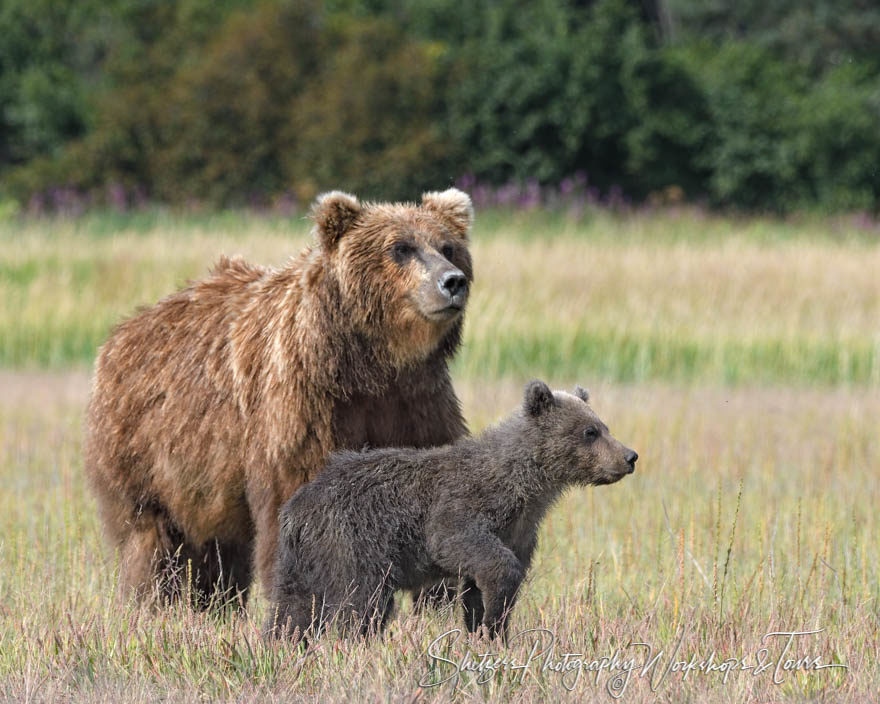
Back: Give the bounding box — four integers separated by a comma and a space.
0, 210, 877, 701
0, 373, 876, 702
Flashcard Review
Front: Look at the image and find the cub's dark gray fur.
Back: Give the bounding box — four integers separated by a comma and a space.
266, 380, 637, 642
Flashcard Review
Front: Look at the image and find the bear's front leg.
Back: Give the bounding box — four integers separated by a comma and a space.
427, 519, 525, 641
472, 548, 525, 641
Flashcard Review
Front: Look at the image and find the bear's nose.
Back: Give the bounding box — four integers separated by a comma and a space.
439, 270, 468, 301
625, 450, 638, 470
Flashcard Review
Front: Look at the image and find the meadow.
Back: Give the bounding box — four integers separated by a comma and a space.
0, 209, 878, 702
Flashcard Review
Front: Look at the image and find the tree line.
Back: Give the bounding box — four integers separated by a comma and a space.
1, 0, 878, 213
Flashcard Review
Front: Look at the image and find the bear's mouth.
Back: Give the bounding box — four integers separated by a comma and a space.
594, 467, 632, 485
427, 304, 463, 320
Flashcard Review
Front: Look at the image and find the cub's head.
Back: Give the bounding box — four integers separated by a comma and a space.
310, 189, 473, 364
523, 380, 638, 486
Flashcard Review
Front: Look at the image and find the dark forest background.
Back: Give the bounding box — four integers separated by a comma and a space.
1, 0, 879, 213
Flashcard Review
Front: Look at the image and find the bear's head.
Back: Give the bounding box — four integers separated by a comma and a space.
522, 380, 638, 486
310, 189, 474, 365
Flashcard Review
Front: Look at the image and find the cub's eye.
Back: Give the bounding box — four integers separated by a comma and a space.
440, 243, 455, 261
391, 241, 415, 262
583, 426, 600, 442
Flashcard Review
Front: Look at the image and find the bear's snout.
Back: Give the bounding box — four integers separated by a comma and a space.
625, 449, 638, 473
438, 269, 468, 307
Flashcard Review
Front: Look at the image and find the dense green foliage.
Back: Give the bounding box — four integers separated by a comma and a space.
667, 0, 880, 73
1, 0, 878, 212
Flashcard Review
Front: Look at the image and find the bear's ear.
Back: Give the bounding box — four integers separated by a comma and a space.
421, 188, 474, 236
312, 191, 362, 250
524, 380, 556, 417
573, 385, 590, 403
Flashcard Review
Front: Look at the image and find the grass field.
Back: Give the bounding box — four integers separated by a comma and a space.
0, 209, 878, 701
2, 209, 879, 383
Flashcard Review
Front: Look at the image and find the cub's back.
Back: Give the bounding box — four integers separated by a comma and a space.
279, 446, 450, 554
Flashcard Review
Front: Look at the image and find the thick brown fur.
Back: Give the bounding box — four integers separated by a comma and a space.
85, 189, 474, 606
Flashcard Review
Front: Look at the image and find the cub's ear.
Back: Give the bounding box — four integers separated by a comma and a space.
421, 188, 474, 236
573, 385, 590, 403
312, 191, 361, 250
524, 380, 556, 417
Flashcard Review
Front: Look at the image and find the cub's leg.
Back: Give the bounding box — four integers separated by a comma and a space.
349, 586, 396, 640
263, 591, 325, 645
461, 578, 484, 633
428, 522, 525, 641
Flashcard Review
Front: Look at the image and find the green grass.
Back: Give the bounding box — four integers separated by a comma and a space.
456, 328, 880, 385
6, 318, 878, 385
1, 209, 879, 385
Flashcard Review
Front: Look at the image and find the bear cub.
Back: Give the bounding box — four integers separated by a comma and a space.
266, 380, 637, 642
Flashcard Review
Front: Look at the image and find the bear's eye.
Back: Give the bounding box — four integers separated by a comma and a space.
391, 241, 415, 262
440, 243, 455, 261
583, 426, 600, 442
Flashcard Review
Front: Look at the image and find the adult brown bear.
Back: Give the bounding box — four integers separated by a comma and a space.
84, 189, 473, 605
